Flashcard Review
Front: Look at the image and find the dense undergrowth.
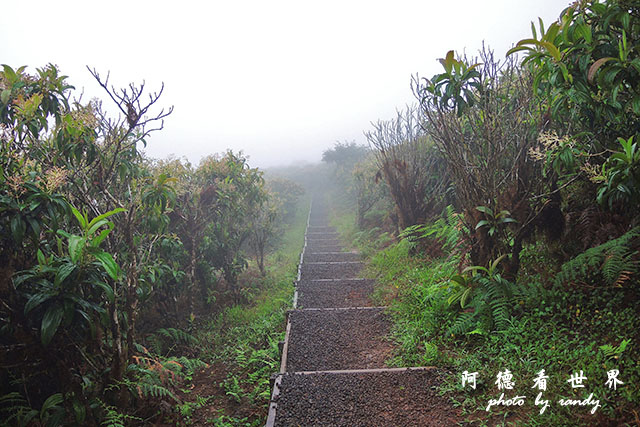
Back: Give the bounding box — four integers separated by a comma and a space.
170, 195, 308, 426
0, 59, 308, 425
317, 2, 640, 425
330, 202, 640, 426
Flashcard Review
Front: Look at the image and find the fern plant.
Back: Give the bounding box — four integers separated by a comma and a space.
446, 255, 523, 335
0, 392, 65, 427
599, 339, 631, 361
400, 205, 466, 253
555, 227, 640, 288
145, 327, 197, 355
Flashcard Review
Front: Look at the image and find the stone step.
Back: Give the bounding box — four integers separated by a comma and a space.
306, 231, 339, 237
299, 261, 363, 280
296, 279, 375, 308
305, 237, 342, 246
306, 226, 336, 233
285, 308, 392, 372
305, 244, 346, 253
303, 251, 361, 263
268, 368, 458, 426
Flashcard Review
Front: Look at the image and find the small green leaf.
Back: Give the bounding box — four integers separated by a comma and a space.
54, 262, 76, 286
92, 227, 113, 247
87, 207, 125, 231
25, 292, 53, 314
70, 206, 87, 229
40, 393, 63, 418
68, 235, 85, 263
460, 287, 473, 308
41, 305, 64, 346
94, 250, 119, 280
92, 280, 115, 303
475, 206, 494, 216
87, 218, 111, 237
1, 89, 10, 104
475, 220, 490, 230
450, 274, 467, 286
462, 265, 489, 275
37, 249, 46, 265
490, 254, 508, 272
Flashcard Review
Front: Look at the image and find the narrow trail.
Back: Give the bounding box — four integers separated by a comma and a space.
266, 199, 458, 426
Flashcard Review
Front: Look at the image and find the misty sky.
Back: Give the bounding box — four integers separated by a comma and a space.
2, 0, 569, 168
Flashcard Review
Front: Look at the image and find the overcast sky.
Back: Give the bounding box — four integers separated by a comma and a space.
2, 0, 569, 168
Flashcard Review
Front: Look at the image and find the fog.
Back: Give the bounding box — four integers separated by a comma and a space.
2, 0, 568, 168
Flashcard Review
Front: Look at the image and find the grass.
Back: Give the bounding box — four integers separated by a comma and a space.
331, 204, 640, 426
176, 194, 310, 425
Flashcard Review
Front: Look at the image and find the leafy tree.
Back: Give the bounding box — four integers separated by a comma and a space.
321, 141, 369, 175
365, 106, 450, 231
508, 0, 640, 214
413, 49, 551, 277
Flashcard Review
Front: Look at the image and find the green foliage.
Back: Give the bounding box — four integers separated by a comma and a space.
98, 401, 140, 427
509, 2, 640, 140
0, 392, 64, 427
509, 1, 640, 212
145, 328, 198, 355
600, 338, 631, 360
447, 255, 523, 335
366, 209, 640, 424
420, 50, 481, 117
597, 136, 640, 208
400, 205, 466, 252
554, 226, 640, 287
474, 206, 517, 237
12, 207, 124, 346
1, 63, 295, 426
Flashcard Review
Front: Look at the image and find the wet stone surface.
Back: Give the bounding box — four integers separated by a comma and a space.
306, 231, 339, 238
299, 262, 363, 280
303, 251, 361, 263
273, 370, 459, 426
297, 279, 374, 308
306, 226, 335, 232
305, 238, 343, 248
305, 244, 348, 253
285, 308, 392, 372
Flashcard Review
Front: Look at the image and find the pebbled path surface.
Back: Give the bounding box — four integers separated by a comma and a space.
297, 279, 375, 308
268, 200, 458, 426
285, 308, 392, 371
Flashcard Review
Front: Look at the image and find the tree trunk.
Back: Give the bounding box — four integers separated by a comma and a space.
188, 236, 197, 315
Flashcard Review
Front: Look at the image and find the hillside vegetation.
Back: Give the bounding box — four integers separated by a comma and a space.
322, 1, 640, 425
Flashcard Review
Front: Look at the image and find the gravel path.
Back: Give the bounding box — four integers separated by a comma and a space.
285, 308, 392, 371
297, 279, 374, 308
268, 200, 457, 426
304, 251, 361, 262
299, 262, 363, 279
274, 369, 458, 426
305, 244, 347, 253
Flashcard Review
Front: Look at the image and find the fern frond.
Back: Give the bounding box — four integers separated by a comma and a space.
555, 227, 640, 287
136, 382, 177, 401
448, 311, 476, 335
0, 392, 37, 427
